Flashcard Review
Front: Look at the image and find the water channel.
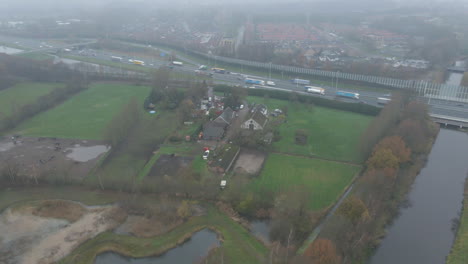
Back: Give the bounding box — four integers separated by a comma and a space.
369, 129, 468, 264
94, 229, 219, 264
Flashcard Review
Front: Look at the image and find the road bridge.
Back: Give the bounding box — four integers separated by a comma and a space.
430, 114, 468, 128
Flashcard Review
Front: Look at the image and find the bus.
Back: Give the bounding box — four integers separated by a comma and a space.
245, 78, 265, 86
377, 97, 391, 105
211, 68, 226, 74
336, 91, 360, 100
304, 86, 325, 95
291, 78, 310, 85
132, 60, 145, 66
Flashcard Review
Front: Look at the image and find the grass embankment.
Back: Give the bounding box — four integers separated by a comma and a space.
14, 83, 151, 139
247, 96, 372, 163
447, 179, 468, 264
62, 55, 210, 81
17, 52, 53, 61
58, 205, 267, 264
249, 153, 360, 210
0, 186, 126, 212
0, 82, 63, 118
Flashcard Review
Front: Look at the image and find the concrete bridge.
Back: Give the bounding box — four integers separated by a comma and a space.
430, 114, 468, 128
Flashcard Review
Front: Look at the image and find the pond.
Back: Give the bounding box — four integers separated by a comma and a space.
94, 229, 220, 264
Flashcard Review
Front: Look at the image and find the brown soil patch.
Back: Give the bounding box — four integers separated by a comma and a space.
233, 149, 266, 175
148, 154, 194, 178
32, 200, 86, 222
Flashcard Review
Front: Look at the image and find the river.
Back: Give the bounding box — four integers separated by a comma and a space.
94, 229, 219, 264
369, 129, 468, 264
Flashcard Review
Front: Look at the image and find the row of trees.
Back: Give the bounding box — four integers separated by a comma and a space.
314, 99, 438, 263
0, 75, 88, 133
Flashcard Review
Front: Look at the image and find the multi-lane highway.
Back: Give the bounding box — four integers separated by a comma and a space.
1, 33, 467, 121
63, 46, 468, 121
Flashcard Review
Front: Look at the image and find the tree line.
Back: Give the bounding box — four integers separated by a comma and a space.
309, 98, 438, 264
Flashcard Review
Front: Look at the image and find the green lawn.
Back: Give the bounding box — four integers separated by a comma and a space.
248, 96, 372, 162
447, 180, 468, 264
249, 153, 360, 210
0, 82, 63, 118
13, 83, 151, 139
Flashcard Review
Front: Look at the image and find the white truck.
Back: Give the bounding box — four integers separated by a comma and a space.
304, 86, 325, 95
172, 61, 183, 66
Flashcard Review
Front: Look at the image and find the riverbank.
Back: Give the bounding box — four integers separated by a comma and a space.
446, 177, 468, 264
59, 205, 267, 264
311, 102, 440, 263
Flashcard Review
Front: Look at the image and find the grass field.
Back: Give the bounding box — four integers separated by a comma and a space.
247, 96, 372, 162
248, 153, 360, 210
447, 180, 468, 264
0, 82, 63, 118
13, 83, 151, 139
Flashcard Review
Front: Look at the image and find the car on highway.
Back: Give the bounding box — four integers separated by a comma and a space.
266, 81, 276, 86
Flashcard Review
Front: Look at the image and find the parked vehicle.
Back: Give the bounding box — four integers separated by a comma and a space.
203, 149, 210, 160
291, 78, 310, 85
304, 86, 325, 95
266, 81, 276, 86
336, 91, 360, 99
172, 61, 183, 66
377, 97, 391, 105
245, 78, 265, 86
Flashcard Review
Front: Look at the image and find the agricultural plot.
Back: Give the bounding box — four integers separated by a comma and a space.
0, 82, 63, 119
248, 153, 360, 210
14, 83, 151, 139
247, 96, 372, 162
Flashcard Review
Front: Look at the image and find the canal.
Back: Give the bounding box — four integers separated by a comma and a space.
369, 129, 468, 264
94, 229, 219, 264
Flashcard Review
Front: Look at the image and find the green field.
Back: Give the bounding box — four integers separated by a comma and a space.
249, 153, 360, 210
447, 180, 468, 264
14, 83, 151, 139
0, 82, 63, 118
248, 96, 372, 162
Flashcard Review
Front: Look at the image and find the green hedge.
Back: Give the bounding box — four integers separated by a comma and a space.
214, 84, 381, 116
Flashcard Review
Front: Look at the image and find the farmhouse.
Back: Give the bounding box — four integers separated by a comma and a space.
241, 110, 268, 130
202, 107, 235, 140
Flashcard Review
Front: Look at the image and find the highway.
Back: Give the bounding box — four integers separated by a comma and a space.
63, 47, 468, 120
1, 33, 467, 120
